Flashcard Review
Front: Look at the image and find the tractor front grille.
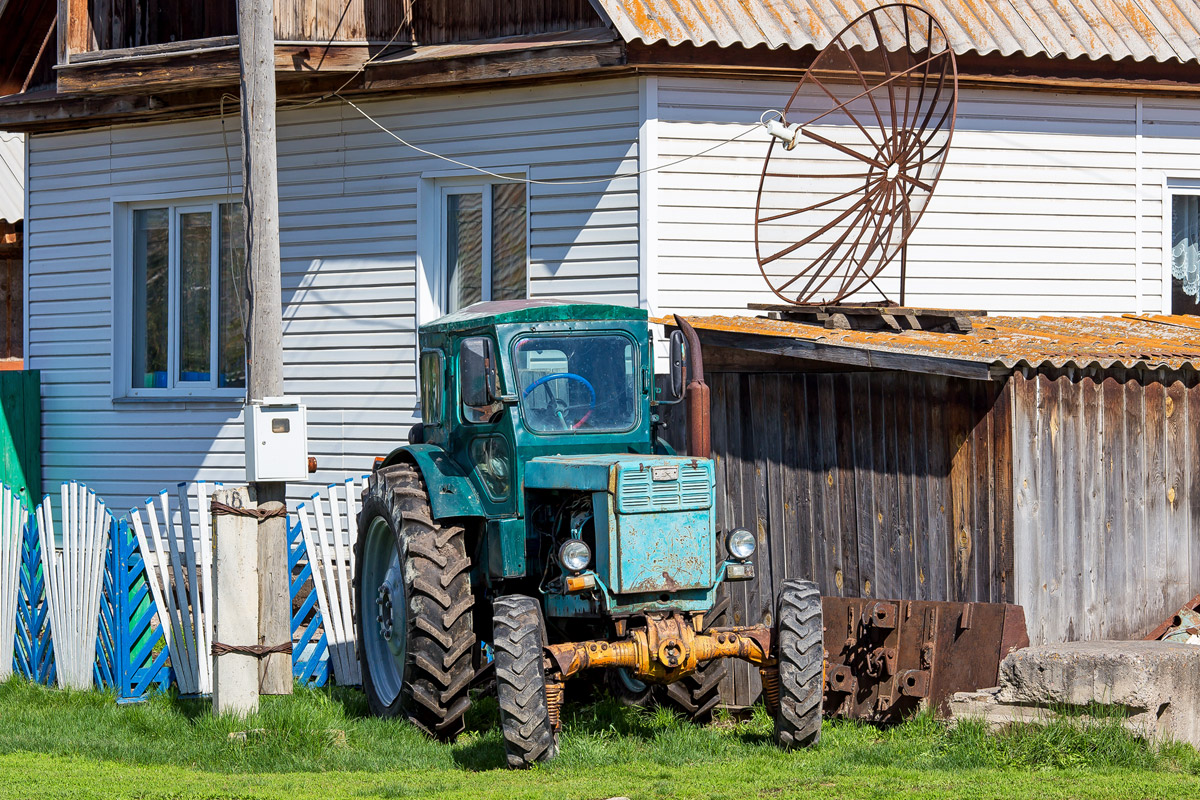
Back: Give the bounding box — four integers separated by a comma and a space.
617, 461, 712, 513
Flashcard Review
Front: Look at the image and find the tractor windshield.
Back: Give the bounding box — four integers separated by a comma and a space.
513, 333, 639, 433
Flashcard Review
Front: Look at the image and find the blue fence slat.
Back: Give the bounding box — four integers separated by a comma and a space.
287, 514, 328, 687
99, 519, 170, 702
14, 517, 53, 683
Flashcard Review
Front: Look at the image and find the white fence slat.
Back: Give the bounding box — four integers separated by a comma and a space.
145, 494, 197, 693
132, 483, 218, 696
197, 481, 214, 678
296, 501, 340, 677
0, 486, 27, 681
296, 481, 363, 687
176, 483, 211, 694
326, 483, 355, 677
36, 483, 110, 690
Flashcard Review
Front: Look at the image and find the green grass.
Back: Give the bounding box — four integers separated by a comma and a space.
0, 676, 1197, 799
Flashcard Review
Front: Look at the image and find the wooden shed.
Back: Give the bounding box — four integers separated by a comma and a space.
661, 312, 1200, 708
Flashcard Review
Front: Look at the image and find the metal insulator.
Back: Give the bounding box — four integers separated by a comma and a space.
760, 666, 781, 717
545, 681, 565, 731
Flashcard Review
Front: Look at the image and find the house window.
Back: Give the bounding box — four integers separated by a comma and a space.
127, 201, 246, 395
1171, 192, 1200, 315
442, 182, 527, 313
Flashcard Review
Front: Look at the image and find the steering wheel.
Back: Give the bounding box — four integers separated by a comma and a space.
522, 372, 597, 430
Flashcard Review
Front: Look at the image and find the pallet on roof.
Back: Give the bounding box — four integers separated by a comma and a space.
747, 303, 987, 334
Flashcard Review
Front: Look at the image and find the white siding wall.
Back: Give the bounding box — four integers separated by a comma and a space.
26, 78, 640, 511
651, 76, 1200, 316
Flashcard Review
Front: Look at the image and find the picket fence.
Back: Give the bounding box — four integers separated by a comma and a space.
4, 478, 365, 699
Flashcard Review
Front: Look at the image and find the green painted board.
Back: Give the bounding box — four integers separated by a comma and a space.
0, 370, 40, 506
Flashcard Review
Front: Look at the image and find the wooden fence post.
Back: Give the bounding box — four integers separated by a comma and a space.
212, 486, 259, 717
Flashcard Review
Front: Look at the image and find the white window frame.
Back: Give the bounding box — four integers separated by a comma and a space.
113, 194, 246, 400
416, 169, 530, 329
1164, 180, 1200, 315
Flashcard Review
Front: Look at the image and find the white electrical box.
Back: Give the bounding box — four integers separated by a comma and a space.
245, 397, 309, 482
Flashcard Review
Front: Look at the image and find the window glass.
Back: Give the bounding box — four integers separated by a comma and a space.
1172, 194, 1200, 315
460, 337, 502, 424
127, 200, 245, 393
178, 210, 212, 382
217, 203, 247, 387
132, 208, 169, 389
491, 183, 526, 302
446, 193, 483, 313
470, 436, 511, 500
420, 350, 444, 426
514, 334, 638, 433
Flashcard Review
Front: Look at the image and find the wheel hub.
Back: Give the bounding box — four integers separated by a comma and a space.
376, 584, 395, 641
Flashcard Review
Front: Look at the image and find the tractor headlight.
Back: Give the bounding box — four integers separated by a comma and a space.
558, 539, 592, 573
726, 528, 756, 561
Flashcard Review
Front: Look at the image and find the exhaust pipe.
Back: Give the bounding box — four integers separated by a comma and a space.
672, 314, 711, 459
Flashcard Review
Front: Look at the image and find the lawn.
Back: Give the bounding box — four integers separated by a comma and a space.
0, 677, 1197, 799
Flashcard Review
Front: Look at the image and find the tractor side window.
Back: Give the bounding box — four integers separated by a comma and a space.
459, 336, 502, 424
420, 350, 444, 426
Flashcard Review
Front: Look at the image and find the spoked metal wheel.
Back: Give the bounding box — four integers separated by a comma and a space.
355, 463, 476, 740
755, 3, 957, 305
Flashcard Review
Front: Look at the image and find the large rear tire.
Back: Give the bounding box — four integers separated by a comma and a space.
774, 579, 823, 749
355, 463, 475, 740
494, 595, 559, 768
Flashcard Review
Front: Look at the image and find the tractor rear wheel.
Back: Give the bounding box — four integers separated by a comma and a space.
494, 595, 559, 768
355, 463, 475, 741
773, 579, 823, 749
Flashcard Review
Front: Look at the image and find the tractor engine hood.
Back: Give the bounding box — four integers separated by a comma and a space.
525, 454, 717, 597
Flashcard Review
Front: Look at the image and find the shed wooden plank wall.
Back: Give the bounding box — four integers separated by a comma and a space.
1011, 368, 1200, 644
671, 368, 1013, 707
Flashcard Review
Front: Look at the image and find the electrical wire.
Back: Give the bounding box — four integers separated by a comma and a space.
337, 93, 768, 186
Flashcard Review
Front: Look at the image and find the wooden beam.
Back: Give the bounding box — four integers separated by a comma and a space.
689, 328, 997, 382
0, 40, 629, 131
65, 0, 93, 58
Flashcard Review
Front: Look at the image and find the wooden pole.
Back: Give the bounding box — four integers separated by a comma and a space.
237, 0, 291, 696
212, 487, 259, 718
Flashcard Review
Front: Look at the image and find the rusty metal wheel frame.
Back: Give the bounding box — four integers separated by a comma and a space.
754, 3, 958, 306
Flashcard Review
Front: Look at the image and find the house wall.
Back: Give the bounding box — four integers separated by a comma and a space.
24, 77, 640, 512
648, 77, 1200, 316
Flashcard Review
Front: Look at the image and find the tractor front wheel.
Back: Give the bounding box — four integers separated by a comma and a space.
494, 595, 559, 768
773, 579, 823, 749
355, 463, 475, 740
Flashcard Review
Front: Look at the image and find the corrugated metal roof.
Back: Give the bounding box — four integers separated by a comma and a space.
595, 0, 1200, 64
664, 312, 1200, 375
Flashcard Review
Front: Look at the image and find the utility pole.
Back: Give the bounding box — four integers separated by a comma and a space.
237, 0, 291, 696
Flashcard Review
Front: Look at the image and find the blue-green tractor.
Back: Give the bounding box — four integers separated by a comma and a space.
355, 300, 823, 767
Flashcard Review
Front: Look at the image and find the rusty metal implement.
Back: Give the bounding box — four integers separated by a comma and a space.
755, 3, 957, 306
822, 597, 1028, 722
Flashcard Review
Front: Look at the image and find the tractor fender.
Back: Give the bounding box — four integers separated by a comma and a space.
378, 444, 485, 520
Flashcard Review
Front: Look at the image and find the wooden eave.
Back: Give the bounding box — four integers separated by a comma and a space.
0, 30, 629, 133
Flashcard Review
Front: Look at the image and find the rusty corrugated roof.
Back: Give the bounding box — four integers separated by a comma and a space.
595, 0, 1200, 64
663, 313, 1200, 375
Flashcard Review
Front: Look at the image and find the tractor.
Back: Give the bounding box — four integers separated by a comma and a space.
355, 299, 823, 767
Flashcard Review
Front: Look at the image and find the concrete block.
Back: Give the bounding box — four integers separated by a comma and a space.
948, 640, 1200, 746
